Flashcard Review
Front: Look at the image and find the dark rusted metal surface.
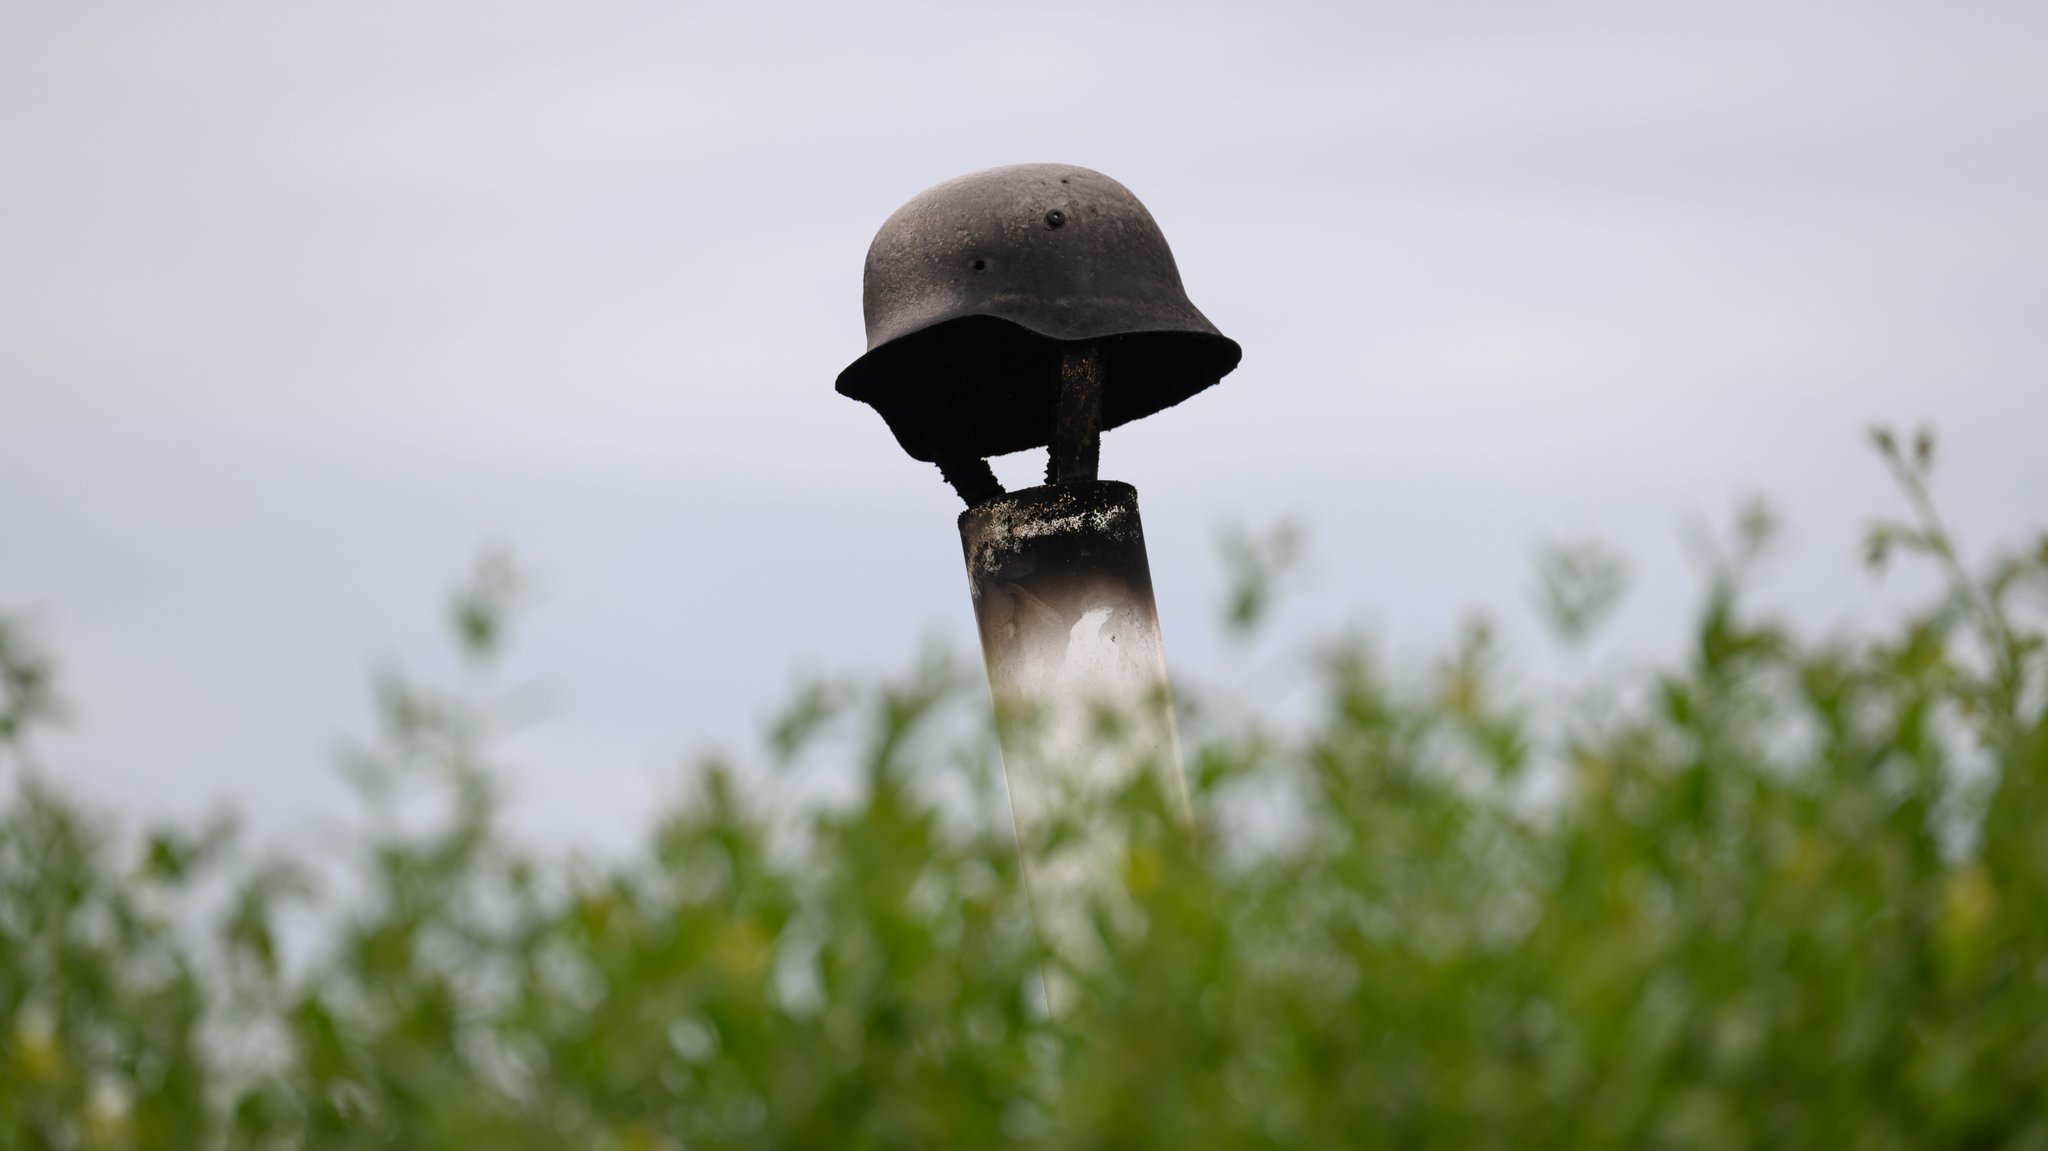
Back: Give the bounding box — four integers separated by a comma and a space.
937, 456, 1004, 507
1049, 346, 1103, 485
837, 164, 1240, 464
959, 481, 1155, 629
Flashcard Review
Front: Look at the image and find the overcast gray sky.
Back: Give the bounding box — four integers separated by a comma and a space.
4, 1, 2045, 846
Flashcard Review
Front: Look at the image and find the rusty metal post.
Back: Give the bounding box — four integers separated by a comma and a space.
959, 478, 1189, 983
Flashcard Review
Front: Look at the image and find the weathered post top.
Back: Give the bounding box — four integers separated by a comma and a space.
835, 163, 1240, 483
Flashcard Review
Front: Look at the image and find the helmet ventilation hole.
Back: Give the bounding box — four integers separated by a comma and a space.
970, 258, 988, 271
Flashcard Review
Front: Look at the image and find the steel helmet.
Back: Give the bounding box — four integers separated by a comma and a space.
836, 163, 1241, 464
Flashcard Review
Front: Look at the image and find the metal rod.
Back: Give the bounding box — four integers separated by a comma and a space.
1048, 346, 1103, 485
937, 456, 1004, 508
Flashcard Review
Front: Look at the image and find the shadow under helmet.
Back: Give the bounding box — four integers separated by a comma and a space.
836, 163, 1241, 463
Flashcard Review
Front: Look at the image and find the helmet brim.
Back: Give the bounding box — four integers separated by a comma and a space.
836, 315, 1241, 463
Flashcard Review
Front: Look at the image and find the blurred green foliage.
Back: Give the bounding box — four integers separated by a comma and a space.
4, 429, 2047, 1148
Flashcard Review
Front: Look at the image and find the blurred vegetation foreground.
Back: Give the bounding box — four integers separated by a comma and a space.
4, 431, 2047, 1149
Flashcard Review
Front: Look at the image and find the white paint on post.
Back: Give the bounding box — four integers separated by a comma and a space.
958, 480, 1187, 1005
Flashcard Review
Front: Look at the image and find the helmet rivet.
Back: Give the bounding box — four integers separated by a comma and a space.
1044, 209, 1066, 229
